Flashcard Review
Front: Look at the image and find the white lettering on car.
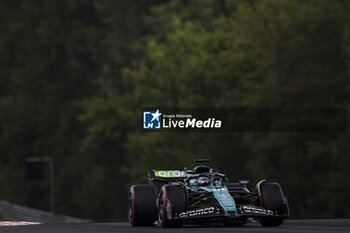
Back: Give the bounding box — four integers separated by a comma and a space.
241, 206, 274, 215
179, 207, 215, 218
155, 170, 185, 177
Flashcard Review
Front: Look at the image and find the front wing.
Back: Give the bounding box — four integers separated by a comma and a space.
172, 205, 287, 221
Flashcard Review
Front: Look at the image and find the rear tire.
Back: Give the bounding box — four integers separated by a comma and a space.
129, 184, 158, 226
158, 184, 186, 227
257, 182, 285, 227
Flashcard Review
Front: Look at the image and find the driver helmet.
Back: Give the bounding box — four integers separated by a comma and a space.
214, 178, 222, 186
198, 176, 211, 186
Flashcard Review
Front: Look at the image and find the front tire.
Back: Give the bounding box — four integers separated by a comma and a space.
257, 182, 286, 227
128, 184, 158, 226
158, 184, 186, 227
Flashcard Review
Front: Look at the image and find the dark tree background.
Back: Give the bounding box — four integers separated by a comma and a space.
0, 0, 350, 221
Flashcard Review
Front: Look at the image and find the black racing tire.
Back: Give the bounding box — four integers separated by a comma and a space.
158, 184, 186, 227
128, 184, 158, 226
258, 182, 285, 227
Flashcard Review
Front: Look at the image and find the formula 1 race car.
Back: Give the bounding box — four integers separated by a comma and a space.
128, 159, 289, 227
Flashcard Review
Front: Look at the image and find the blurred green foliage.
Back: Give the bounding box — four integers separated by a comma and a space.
0, 0, 350, 221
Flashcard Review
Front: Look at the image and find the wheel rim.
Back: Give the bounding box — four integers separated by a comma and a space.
158, 192, 165, 224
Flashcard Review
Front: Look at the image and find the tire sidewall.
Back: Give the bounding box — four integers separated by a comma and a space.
158, 184, 186, 227
129, 185, 158, 226
257, 182, 285, 227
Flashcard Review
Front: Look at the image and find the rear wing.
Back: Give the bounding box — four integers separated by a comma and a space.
148, 170, 187, 183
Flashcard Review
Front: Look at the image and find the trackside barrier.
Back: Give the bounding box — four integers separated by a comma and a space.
0, 200, 91, 223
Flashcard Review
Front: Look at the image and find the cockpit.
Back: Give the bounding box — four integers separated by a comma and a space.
186, 175, 226, 188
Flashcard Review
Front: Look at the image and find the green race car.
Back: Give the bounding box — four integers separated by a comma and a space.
128, 159, 289, 227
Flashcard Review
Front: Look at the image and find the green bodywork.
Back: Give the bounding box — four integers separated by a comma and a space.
197, 186, 236, 212
153, 170, 236, 212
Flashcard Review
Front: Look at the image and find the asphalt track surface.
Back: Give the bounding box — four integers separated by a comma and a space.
1, 219, 350, 233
